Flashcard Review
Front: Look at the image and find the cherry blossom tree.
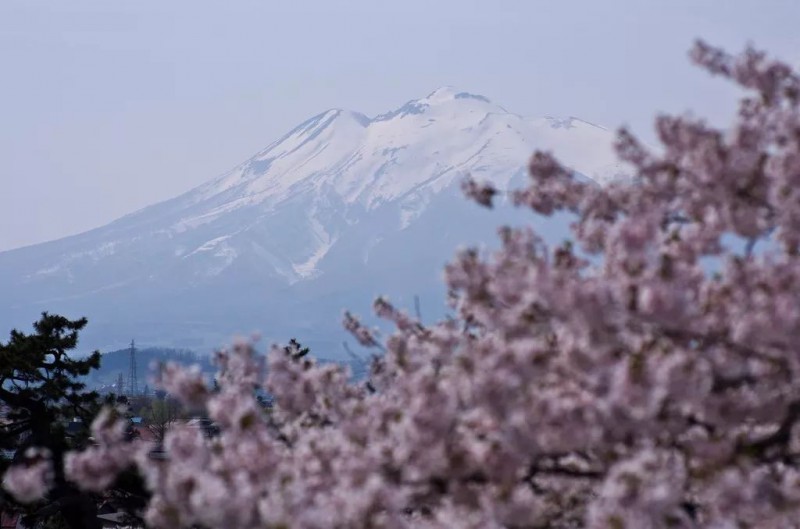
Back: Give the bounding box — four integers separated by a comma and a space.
7, 40, 800, 528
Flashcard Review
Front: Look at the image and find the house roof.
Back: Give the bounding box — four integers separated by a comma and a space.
132, 425, 155, 442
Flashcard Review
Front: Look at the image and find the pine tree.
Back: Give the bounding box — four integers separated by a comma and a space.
0, 313, 146, 528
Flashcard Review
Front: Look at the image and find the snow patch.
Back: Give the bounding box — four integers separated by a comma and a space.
398, 192, 433, 230
185, 236, 233, 257
32, 264, 62, 277
185, 236, 238, 276
292, 238, 335, 279
291, 213, 335, 279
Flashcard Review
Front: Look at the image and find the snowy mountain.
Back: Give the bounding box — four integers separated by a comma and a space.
0, 87, 624, 354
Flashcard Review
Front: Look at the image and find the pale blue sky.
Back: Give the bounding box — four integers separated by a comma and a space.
2, 1, 798, 251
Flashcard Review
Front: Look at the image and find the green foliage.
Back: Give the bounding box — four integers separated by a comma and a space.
0, 313, 147, 529
0, 313, 100, 455
283, 338, 310, 361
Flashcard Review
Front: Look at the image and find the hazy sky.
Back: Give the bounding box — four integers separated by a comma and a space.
2, 1, 799, 251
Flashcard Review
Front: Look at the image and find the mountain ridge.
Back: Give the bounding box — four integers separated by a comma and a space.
0, 87, 624, 353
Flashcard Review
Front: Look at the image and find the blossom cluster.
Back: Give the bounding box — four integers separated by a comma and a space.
2, 448, 52, 504
6, 41, 800, 528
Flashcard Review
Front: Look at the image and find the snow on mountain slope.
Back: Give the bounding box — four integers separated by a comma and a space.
188, 86, 621, 213
136, 86, 623, 281
0, 87, 625, 351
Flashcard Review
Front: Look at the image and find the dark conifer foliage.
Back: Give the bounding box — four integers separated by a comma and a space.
283, 338, 310, 361
0, 313, 147, 529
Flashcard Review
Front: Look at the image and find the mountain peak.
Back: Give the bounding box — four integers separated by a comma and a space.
421, 86, 492, 105
373, 87, 495, 123
0, 86, 625, 351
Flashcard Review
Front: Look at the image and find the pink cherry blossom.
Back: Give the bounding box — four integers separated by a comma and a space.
2, 448, 52, 503
7, 40, 800, 528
